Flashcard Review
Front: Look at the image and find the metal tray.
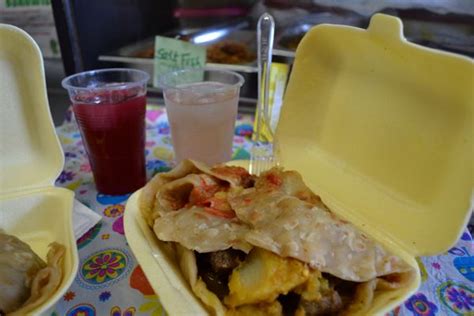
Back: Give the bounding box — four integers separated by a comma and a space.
99, 28, 258, 75
272, 12, 474, 58
99, 26, 259, 100
273, 12, 368, 58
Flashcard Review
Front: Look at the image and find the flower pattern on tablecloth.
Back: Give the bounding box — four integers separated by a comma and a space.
77, 248, 133, 290
453, 255, 474, 282
438, 281, 474, 315
449, 244, 474, 283
80, 162, 91, 172
52, 105, 473, 316
96, 193, 130, 205
103, 204, 125, 218
151, 147, 174, 162
235, 123, 253, 137
110, 306, 137, 316
138, 296, 164, 316
99, 291, 112, 302
146, 159, 171, 175
63, 291, 76, 302
66, 303, 96, 316
404, 293, 438, 316
130, 265, 155, 296
82, 249, 127, 284
57, 170, 76, 183
112, 216, 125, 235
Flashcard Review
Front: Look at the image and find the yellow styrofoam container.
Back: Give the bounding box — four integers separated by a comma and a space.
124, 14, 473, 315
125, 190, 209, 315
0, 24, 79, 314
277, 13, 473, 257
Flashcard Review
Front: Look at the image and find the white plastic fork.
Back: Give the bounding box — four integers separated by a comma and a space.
249, 13, 278, 176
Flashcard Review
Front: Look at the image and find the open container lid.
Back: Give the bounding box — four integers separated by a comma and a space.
0, 24, 64, 195
0, 23, 78, 315
276, 14, 473, 257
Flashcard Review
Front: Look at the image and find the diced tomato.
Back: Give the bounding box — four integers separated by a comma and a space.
188, 176, 220, 206
200, 177, 219, 195
266, 173, 282, 187
199, 194, 232, 210
189, 187, 206, 205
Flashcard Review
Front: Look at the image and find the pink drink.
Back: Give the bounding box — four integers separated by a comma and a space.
164, 82, 239, 165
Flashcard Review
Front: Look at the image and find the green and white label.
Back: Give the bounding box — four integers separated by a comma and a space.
153, 36, 206, 87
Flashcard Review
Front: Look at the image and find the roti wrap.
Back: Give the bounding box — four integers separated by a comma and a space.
139, 160, 415, 315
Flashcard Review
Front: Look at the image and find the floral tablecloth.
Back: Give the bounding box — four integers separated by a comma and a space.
52, 105, 473, 316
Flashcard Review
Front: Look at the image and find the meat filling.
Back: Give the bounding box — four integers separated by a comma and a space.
298, 291, 343, 316
196, 249, 247, 300
208, 250, 246, 273
197, 248, 352, 315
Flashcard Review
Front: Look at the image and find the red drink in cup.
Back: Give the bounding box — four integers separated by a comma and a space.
62, 69, 149, 195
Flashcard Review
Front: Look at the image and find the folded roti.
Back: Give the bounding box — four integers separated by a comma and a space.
142, 161, 411, 281
141, 160, 255, 253
230, 189, 410, 282
140, 160, 254, 227
140, 160, 415, 315
140, 160, 205, 226
229, 167, 411, 282
153, 206, 251, 253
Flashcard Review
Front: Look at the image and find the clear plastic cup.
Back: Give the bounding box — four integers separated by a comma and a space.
62, 68, 149, 195
159, 68, 244, 165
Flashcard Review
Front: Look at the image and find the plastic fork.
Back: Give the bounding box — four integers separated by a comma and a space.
249, 13, 278, 176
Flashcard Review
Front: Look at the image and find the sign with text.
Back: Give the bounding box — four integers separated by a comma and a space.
153, 36, 206, 87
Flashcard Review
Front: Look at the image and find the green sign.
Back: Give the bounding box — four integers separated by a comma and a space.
153, 36, 206, 87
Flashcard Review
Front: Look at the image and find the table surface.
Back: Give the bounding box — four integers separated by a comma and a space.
52, 105, 473, 316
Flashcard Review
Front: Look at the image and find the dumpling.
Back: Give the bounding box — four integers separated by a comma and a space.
0, 232, 65, 315
0, 233, 45, 313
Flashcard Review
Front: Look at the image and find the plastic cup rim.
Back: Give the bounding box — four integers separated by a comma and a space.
61, 68, 150, 92
157, 67, 245, 91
